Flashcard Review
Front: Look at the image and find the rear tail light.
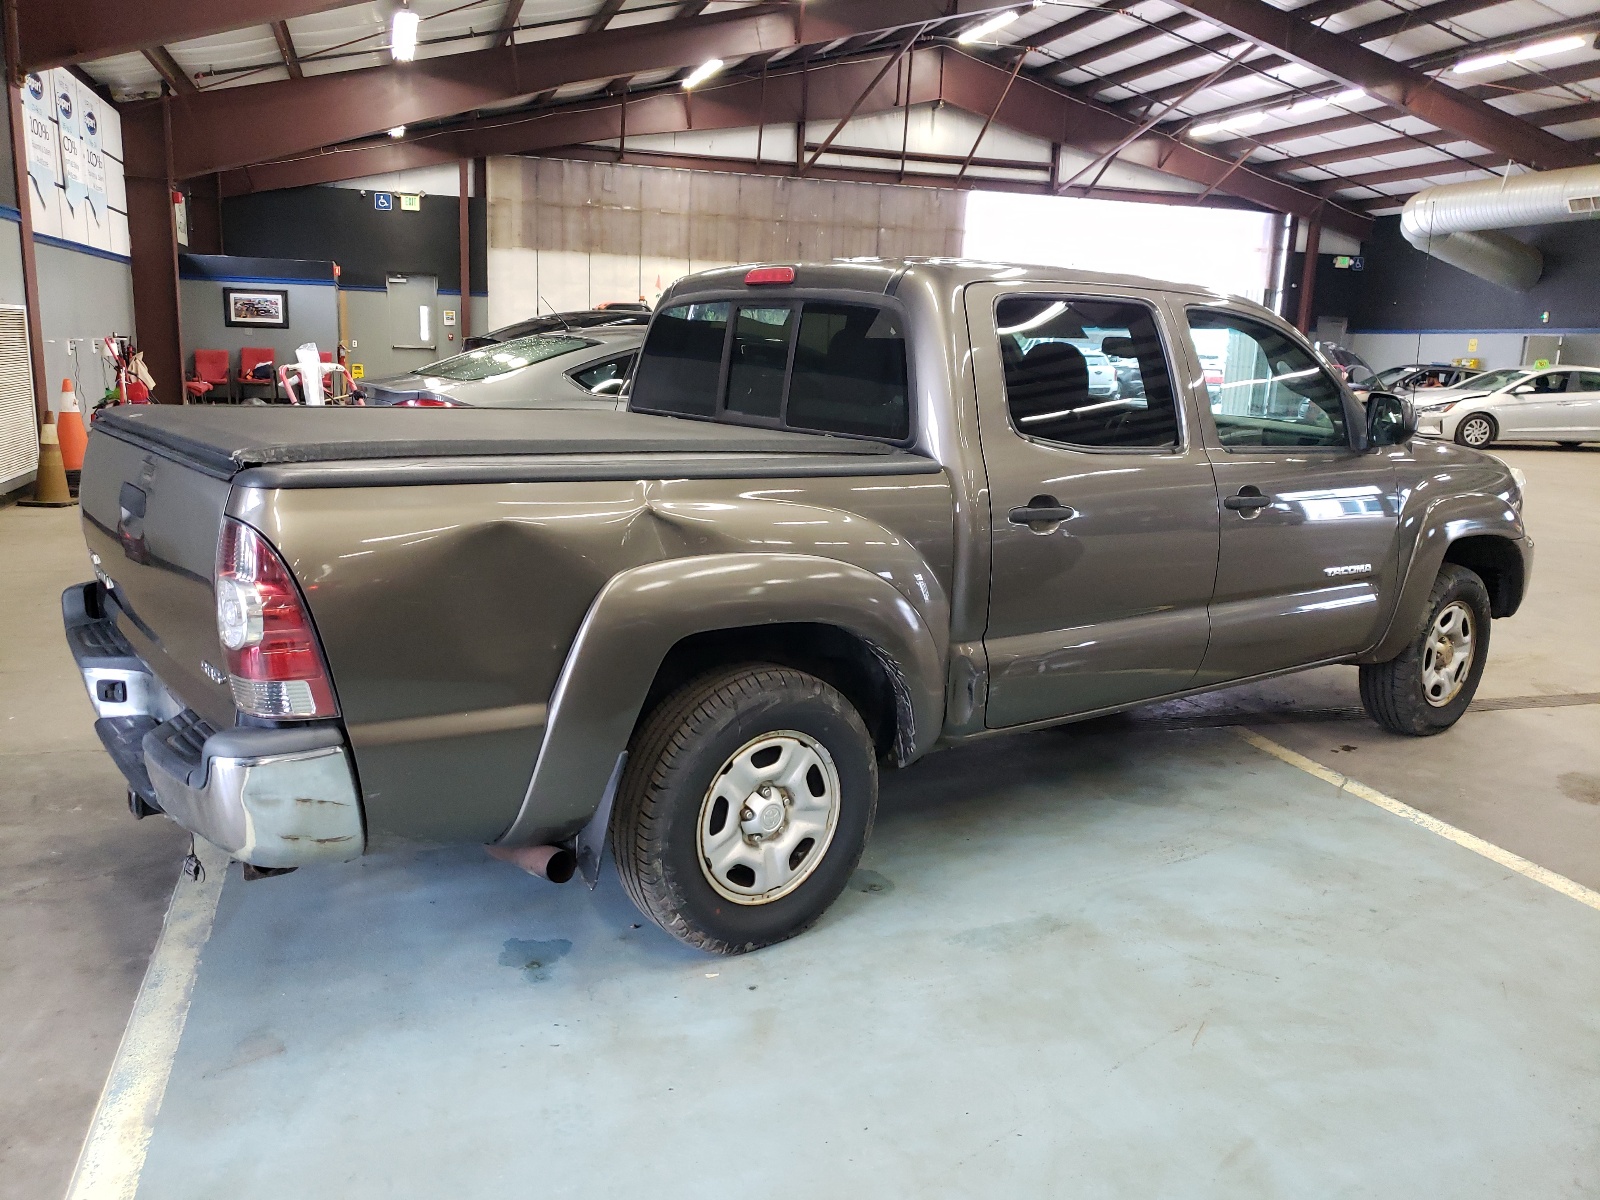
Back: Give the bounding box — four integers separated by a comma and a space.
215, 518, 339, 719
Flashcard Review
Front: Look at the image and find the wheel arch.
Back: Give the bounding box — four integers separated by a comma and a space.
495, 553, 947, 848
1360, 495, 1530, 663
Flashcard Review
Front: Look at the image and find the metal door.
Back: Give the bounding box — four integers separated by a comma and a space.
387, 274, 438, 351
967, 283, 1222, 729
1180, 302, 1400, 685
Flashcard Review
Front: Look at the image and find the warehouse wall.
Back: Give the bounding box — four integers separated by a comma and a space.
178, 255, 339, 387
1320, 215, 1600, 372
220, 178, 487, 379
34, 242, 134, 408
485, 157, 965, 326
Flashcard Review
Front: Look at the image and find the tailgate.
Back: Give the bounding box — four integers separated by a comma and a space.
79, 425, 236, 728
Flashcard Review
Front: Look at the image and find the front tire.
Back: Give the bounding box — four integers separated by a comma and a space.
1359, 564, 1491, 736
1454, 413, 1496, 448
612, 665, 878, 954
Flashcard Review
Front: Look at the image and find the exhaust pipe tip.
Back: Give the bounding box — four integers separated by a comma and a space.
487, 843, 576, 884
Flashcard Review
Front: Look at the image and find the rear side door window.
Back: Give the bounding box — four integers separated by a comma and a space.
1186, 309, 1349, 449
630, 299, 910, 442
571, 353, 637, 396
995, 297, 1180, 449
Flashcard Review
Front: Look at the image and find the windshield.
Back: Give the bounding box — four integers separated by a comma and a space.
1372, 366, 1415, 388
419, 334, 594, 382
1459, 368, 1528, 392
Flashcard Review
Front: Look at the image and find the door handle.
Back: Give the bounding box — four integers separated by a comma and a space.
1009, 496, 1076, 528
1223, 486, 1273, 514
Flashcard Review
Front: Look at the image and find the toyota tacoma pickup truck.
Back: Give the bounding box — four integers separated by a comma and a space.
65, 260, 1531, 954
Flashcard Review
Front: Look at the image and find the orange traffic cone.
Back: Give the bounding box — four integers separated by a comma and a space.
57, 378, 88, 494
18, 412, 76, 508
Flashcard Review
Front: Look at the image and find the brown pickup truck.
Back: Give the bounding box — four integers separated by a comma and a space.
65, 260, 1531, 953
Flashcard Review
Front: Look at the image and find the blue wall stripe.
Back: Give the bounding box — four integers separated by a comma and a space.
178, 273, 337, 287
1351, 327, 1600, 336
0, 204, 20, 224
33, 232, 131, 265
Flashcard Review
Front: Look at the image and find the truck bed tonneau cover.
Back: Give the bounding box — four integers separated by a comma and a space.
95, 406, 896, 479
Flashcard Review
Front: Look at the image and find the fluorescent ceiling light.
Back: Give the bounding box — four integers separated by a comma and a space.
388, 125, 406, 138
957, 10, 1022, 44
1452, 34, 1586, 74
1189, 110, 1265, 138
681, 58, 724, 89
1332, 88, 1367, 104
391, 6, 420, 62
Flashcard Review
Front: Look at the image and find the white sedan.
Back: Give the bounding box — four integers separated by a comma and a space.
1414, 365, 1600, 448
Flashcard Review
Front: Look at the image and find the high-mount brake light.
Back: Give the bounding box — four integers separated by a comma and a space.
215, 518, 339, 719
395, 396, 459, 407
745, 266, 795, 286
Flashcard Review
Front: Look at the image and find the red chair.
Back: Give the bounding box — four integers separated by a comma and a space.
186, 348, 231, 402
236, 347, 278, 401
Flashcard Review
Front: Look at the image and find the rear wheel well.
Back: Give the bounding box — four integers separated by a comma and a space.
639, 624, 910, 765
1442, 535, 1524, 617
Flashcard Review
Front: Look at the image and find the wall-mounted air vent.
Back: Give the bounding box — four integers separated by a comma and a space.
0, 304, 39, 492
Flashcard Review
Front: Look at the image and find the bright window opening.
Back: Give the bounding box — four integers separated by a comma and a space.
963, 192, 1279, 305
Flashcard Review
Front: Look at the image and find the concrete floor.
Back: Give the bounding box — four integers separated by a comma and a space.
2, 446, 1597, 1199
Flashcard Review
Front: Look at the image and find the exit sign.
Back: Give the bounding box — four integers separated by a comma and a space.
1333, 255, 1365, 271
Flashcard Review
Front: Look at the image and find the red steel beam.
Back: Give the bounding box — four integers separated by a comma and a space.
159, 0, 989, 180
1158, 0, 1590, 171
217, 45, 1369, 236
18, 0, 366, 73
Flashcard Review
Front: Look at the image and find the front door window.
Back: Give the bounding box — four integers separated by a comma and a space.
1187, 309, 1349, 449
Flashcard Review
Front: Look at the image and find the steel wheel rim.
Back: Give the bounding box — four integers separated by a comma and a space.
1421, 600, 1475, 707
1461, 418, 1491, 446
697, 730, 841, 905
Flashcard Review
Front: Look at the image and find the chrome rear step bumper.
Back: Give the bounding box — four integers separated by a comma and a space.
63, 582, 366, 867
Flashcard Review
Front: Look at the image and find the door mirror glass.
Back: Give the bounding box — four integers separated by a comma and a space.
1366, 391, 1416, 446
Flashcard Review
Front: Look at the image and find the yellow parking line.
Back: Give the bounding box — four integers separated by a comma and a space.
64, 842, 227, 1200
1238, 728, 1600, 914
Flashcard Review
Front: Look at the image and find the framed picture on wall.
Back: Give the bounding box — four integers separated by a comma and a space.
223, 287, 290, 328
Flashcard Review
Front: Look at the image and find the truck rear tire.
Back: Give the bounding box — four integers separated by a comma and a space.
611, 664, 878, 954
1359, 564, 1491, 736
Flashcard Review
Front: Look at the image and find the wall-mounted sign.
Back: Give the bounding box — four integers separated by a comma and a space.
374, 192, 393, 211
1332, 255, 1365, 270
400, 193, 421, 211
1467, 338, 1479, 352
350, 363, 365, 379
442, 309, 456, 326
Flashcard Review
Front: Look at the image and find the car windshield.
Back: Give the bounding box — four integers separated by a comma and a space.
418, 334, 595, 382
1459, 368, 1529, 391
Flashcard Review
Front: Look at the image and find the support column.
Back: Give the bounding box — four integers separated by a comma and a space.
458, 159, 471, 341
4, 38, 48, 426
1296, 211, 1321, 335
122, 101, 183, 402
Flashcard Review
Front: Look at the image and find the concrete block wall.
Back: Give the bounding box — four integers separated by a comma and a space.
486, 157, 963, 327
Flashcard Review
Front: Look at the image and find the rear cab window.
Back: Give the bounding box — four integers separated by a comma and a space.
628, 297, 911, 442
995, 296, 1181, 450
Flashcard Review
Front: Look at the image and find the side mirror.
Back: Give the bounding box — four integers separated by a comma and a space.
1366, 391, 1416, 447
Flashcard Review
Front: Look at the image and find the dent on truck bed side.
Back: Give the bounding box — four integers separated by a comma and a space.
232, 472, 954, 845
1357, 442, 1529, 664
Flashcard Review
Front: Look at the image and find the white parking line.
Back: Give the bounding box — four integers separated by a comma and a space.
63, 842, 227, 1200
1238, 728, 1600, 914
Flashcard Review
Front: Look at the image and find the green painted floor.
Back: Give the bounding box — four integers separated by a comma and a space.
127, 722, 1600, 1198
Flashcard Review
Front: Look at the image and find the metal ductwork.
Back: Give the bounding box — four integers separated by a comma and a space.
1400, 164, 1600, 292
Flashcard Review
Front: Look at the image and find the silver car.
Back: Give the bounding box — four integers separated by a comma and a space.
360, 327, 643, 408
1414, 364, 1600, 447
